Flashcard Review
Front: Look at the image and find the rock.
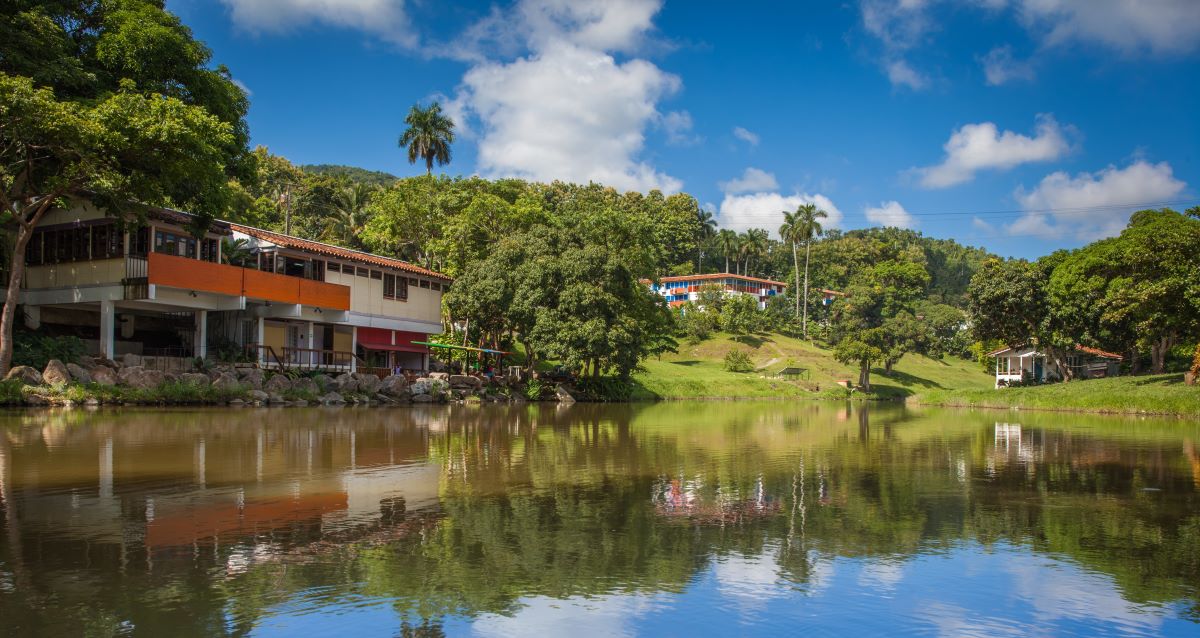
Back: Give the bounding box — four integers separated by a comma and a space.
121, 353, 143, 368
84, 397, 100, 406
449, 374, 481, 389
429, 372, 449, 381
42, 360, 71, 387
292, 377, 319, 394
379, 375, 409, 397
91, 366, 117, 386
412, 393, 435, 403
354, 373, 381, 394
25, 394, 49, 406
228, 398, 245, 407
555, 384, 577, 405
5, 365, 42, 386
211, 371, 241, 391
267, 392, 286, 404
318, 391, 345, 405
248, 390, 269, 402
93, 357, 119, 369
66, 363, 93, 384
293, 399, 308, 407
178, 373, 211, 387
264, 374, 292, 393
133, 369, 166, 390
239, 368, 265, 390
334, 373, 358, 393
312, 374, 334, 392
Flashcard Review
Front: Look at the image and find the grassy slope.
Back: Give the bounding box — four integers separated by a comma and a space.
915, 373, 1200, 417
631, 332, 993, 400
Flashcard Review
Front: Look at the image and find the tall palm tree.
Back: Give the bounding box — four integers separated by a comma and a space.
716, 229, 740, 274
791, 203, 827, 338
329, 182, 375, 247
399, 102, 455, 175
696, 209, 717, 272
739, 229, 768, 276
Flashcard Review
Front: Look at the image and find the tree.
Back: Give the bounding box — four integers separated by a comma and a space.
696, 209, 717, 271
0, 1, 249, 374
739, 229, 768, 276
780, 203, 827, 337
716, 229, 739, 274
399, 102, 455, 175
831, 260, 930, 391
721, 294, 759, 344
221, 237, 253, 267
328, 182, 375, 247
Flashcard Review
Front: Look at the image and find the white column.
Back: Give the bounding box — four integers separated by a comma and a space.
350, 326, 358, 372
306, 321, 315, 368
99, 300, 116, 360
194, 310, 208, 359
256, 316, 265, 365
23, 306, 40, 330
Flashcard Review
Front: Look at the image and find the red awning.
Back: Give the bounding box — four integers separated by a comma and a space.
361, 342, 427, 354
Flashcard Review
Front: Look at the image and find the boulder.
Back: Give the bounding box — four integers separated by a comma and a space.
211, 371, 241, 391
449, 374, 481, 389
5, 365, 42, 386
239, 368, 265, 390
334, 373, 359, 393
91, 366, 117, 386
555, 384, 577, 405
379, 375, 409, 397
118, 366, 144, 386
120, 353, 143, 368
264, 374, 292, 393
228, 398, 246, 407
248, 390, 269, 403
42, 359, 71, 387
354, 373, 382, 394
125, 369, 166, 390
412, 393, 435, 403
179, 372, 211, 387
267, 392, 286, 405
66, 363, 93, 385
312, 374, 334, 392
318, 391, 346, 405
429, 372, 450, 381
292, 377, 320, 395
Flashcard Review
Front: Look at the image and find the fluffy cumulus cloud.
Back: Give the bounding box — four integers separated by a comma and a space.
865, 200, 916, 228
1016, 0, 1200, 56
218, 0, 415, 46
718, 192, 844, 237
1010, 160, 1188, 240
733, 126, 760, 146
858, 0, 935, 89
885, 59, 928, 90
661, 110, 699, 146
719, 167, 779, 194
914, 115, 1069, 188
980, 45, 1035, 85
449, 0, 683, 192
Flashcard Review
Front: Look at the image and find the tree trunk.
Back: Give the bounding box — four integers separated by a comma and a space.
724, 256, 729, 274
1129, 346, 1140, 375
0, 225, 34, 375
1150, 334, 1174, 374
884, 359, 894, 375
1045, 345, 1073, 382
859, 360, 871, 393
791, 241, 800, 319
802, 240, 811, 339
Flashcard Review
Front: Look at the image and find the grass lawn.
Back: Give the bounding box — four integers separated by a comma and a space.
630, 332, 993, 400
914, 373, 1200, 417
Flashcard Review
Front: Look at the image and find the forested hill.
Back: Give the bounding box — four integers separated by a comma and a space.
300, 164, 398, 187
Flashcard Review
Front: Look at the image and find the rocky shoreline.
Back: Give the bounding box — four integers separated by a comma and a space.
1, 354, 553, 407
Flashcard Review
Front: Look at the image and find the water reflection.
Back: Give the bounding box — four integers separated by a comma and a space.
0, 404, 1198, 637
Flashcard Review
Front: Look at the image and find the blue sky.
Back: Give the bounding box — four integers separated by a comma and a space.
167, 0, 1200, 258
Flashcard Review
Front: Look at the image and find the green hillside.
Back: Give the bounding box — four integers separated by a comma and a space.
631, 332, 992, 400
916, 374, 1200, 417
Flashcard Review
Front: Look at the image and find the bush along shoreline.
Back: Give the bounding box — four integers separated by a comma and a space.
0, 354, 566, 408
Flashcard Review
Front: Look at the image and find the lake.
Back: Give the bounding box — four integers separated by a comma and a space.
1, 403, 1198, 637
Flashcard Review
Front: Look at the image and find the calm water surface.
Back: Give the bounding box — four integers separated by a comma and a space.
1, 403, 1198, 637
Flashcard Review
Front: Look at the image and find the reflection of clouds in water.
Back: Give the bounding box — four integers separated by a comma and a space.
713, 547, 784, 608
1004, 554, 1164, 632
470, 593, 669, 638
922, 602, 1031, 638
857, 559, 905, 592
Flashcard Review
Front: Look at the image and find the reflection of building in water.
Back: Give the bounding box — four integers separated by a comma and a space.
986, 422, 1040, 476
651, 473, 781, 524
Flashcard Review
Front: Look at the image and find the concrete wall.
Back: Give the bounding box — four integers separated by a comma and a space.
26, 258, 124, 288
324, 268, 442, 324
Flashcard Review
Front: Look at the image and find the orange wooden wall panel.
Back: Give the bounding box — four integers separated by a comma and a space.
243, 268, 301, 304
149, 252, 353, 309
299, 279, 351, 310
148, 253, 244, 297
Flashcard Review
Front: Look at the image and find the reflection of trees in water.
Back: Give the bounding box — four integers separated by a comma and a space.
1, 405, 1198, 631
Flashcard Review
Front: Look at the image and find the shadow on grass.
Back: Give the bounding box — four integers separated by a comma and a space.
1128, 373, 1186, 387
874, 368, 944, 390
730, 334, 768, 348
670, 360, 702, 367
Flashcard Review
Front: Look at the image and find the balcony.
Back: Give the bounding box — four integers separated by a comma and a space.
145, 252, 351, 310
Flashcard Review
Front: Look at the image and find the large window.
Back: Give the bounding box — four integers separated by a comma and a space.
383, 273, 409, 301
154, 230, 196, 258
200, 237, 218, 263
91, 224, 123, 259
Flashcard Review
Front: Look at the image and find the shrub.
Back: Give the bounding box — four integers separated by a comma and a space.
0, 380, 25, 405
723, 349, 754, 373
524, 378, 546, 401
12, 332, 86, 369
573, 377, 634, 402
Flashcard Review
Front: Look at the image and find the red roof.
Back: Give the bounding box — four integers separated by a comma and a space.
986, 344, 1123, 360
654, 272, 788, 287
230, 223, 451, 281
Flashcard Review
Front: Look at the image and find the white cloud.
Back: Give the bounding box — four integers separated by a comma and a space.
661, 110, 700, 146
450, 0, 682, 193
733, 126, 760, 147
719, 168, 779, 194
1011, 160, 1187, 240
865, 200, 916, 228
885, 59, 929, 89
972, 216, 997, 234
718, 192, 844, 236
980, 45, 1035, 85
1017, 0, 1200, 56
914, 115, 1069, 188
218, 0, 416, 47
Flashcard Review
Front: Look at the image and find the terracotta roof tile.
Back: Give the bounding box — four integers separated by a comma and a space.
654, 272, 789, 287
229, 223, 451, 281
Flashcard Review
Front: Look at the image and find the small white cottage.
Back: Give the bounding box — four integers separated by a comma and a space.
988, 345, 1122, 388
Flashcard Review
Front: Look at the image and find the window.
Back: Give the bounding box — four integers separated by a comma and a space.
370, 270, 383, 280
431, 282, 441, 292
259, 251, 275, 273
200, 237, 218, 263
91, 224, 123, 259
25, 232, 43, 266
408, 277, 418, 286
398, 275, 408, 300
328, 262, 341, 273
130, 227, 149, 257
313, 260, 325, 281
419, 279, 430, 289
357, 267, 369, 278
154, 230, 196, 258
384, 273, 396, 299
